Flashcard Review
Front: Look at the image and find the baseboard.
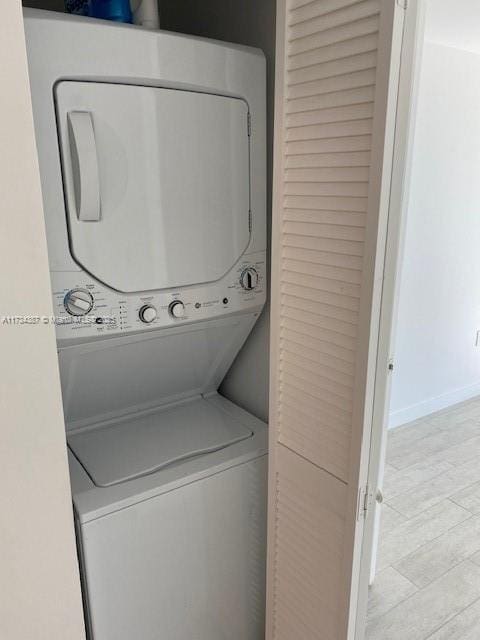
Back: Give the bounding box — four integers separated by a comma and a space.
389, 381, 480, 429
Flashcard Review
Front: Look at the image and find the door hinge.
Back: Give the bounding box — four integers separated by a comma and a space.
396, 0, 407, 9
357, 485, 373, 520
388, 358, 394, 372
247, 112, 251, 137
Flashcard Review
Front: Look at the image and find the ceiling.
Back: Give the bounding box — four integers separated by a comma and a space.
425, 0, 480, 54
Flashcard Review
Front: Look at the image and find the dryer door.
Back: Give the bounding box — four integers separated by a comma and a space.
55, 81, 251, 293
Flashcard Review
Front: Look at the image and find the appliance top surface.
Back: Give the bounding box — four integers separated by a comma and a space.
68, 396, 253, 487
69, 394, 268, 523
23, 8, 265, 58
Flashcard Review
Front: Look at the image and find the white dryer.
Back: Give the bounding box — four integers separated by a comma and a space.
24, 9, 267, 640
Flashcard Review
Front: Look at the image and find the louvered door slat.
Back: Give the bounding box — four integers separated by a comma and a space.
289, 0, 358, 17
284, 219, 366, 239
286, 103, 374, 129
283, 257, 363, 283
267, 0, 402, 637
287, 121, 373, 144
289, 1, 381, 43
283, 260, 362, 285
288, 51, 378, 87
280, 401, 351, 445
289, 15, 380, 56
283, 361, 353, 403
283, 305, 358, 338
281, 343, 355, 384
284, 181, 370, 198
283, 326, 357, 364
281, 329, 356, 372
280, 399, 352, 441
283, 281, 360, 310
280, 390, 352, 431
283, 294, 359, 322
289, 0, 376, 26
284, 231, 366, 256
288, 68, 377, 100
287, 33, 379, 71
283, 244, 364, 268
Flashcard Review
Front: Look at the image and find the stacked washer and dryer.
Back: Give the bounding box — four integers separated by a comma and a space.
24, 9, 267, 640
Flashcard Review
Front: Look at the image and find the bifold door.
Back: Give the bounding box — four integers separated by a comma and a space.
266, 1, 405, 638
55, 82, 250, 293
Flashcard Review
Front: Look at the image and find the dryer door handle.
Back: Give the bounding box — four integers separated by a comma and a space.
67, 111, 101, 222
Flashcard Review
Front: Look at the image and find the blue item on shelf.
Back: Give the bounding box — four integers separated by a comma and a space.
90, 0, 132, 22
65, 0, 132, 23
65, 0, 89, 14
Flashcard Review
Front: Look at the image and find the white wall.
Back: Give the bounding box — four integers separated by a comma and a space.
0, 4, 85, 639
390, 40, 480, 427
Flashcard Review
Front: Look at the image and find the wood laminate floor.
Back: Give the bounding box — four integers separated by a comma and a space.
366, 396, 480, 640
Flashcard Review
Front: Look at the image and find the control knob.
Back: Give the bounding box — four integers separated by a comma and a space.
64, 289, 94, 316
240, 267, 258, 291
169, 300, 185, 319
139, 305, 157, 323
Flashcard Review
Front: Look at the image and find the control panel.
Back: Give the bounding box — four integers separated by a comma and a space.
51, 252, 266, 341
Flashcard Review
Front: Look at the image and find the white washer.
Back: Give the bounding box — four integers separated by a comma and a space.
24, 10, 267, 640
69, 394, 267, 640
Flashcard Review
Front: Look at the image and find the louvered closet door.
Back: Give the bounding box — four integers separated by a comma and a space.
266, 1, 405, 639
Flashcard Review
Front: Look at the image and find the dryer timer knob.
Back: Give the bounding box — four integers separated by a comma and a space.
169, 301, 185, 319
240, 267, 258, 291
64, 289, 94, 316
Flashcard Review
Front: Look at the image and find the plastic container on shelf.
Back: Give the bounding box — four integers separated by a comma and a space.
130, 0, 159, 29
65, 0, 132, 23
65, 0, 159, 28
64, 0, 90, 14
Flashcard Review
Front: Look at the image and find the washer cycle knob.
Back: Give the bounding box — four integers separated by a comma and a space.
240, 267, 258, 291
64, 289, 94, 316
139, 305, 157, 323
169, 300, 185, 319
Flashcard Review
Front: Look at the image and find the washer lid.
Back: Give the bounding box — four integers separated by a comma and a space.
68, 398, 253, 487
